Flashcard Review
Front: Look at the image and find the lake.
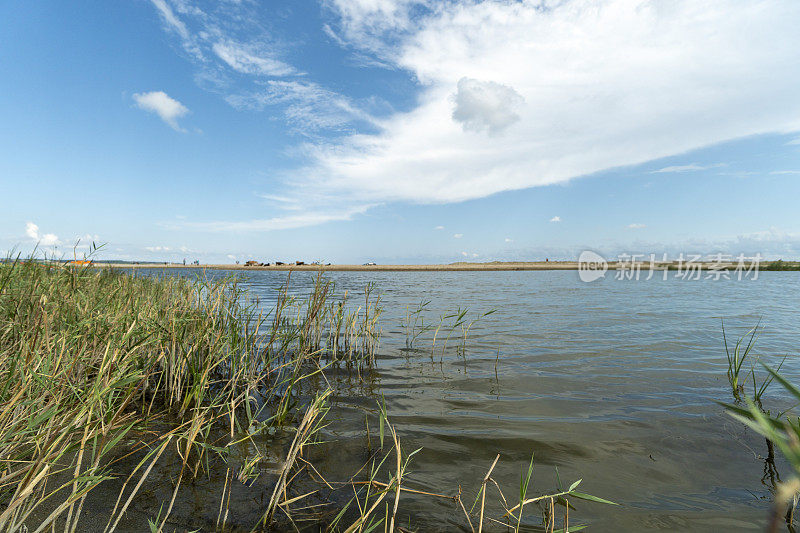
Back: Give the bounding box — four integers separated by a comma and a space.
128, 268, 800, 531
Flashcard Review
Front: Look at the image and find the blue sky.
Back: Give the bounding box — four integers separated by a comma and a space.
2, 0, 800, 264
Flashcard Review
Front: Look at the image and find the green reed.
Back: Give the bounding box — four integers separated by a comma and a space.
723, 319, 762, 400
0, 256, 612, 532
0, 257, 380, 531
720, 321, 799, 531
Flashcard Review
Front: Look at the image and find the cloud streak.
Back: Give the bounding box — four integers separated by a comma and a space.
173, 205, 372, 233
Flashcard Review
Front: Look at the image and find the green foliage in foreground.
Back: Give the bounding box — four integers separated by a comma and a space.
721, 324, 800, 528
0, 258, 338, 531
0, 259, 613, 532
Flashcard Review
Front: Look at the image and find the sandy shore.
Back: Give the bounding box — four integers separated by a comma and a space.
89, 261, 765, 272
93, 261, 582, 271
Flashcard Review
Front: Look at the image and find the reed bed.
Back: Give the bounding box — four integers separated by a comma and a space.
0, 258, 610, 532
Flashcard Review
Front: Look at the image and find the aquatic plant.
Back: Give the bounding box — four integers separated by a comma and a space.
0, 255, 612, 532
0, 255, 380, 531
724, 365, 800, 532
720, 322, 798, 531
723, 319, 762, 400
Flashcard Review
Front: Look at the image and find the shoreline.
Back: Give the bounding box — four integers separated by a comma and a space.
86, 260, 788, 272
93, 261, 581, 271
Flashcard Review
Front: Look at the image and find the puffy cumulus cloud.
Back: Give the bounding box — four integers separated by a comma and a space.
550, 216, 561, 223
451, 78, 524, 134
627, 223, 646, 229
133, 91, 190, 131
302, 0, 800, 205
25, 222, 59, 246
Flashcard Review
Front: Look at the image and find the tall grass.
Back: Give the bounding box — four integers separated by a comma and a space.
0, 258, 383, 531
0, 258, 612, 531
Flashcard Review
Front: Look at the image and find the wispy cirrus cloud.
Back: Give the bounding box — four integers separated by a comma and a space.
226, 80, 376, 132
650, 163, 727, 174
212, 40, 296, 77
147, 0, 371, 134
169, 204, 373, 233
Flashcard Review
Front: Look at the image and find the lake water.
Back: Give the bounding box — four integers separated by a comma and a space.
128, 268, 800, 531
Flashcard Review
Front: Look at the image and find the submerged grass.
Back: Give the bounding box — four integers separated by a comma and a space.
720, 321, 800, 531
0, 257, 612, 531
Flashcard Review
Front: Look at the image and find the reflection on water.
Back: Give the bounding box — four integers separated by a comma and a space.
124, 268, 800, 531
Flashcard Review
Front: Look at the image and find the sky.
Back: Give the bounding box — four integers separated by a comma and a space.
1, 0, 800, 264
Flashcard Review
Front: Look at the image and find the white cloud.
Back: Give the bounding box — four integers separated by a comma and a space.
786, 137, 800, 146
212, 40, 295, 77
322, 0, 429, 55
226, 254, 237, 261
145, 246, 172, 252
650, 163, 724, 173
627, 223, 646, 229
434, 225, 444, 230
504, 237, 513, 242
453, 233, 463, 239
550, 216, 561, 223
150, 0, 190, 40
133, 91, 190, 131
460, 251, 468, 257
303, 0, 800, 205
258, 193, 303, 211
25, 222, 59, 246
452, 78, 524, 134
174, 204, 371, 232
25, 222, 38, 240
227, 80, 374, 131
146, 1, 367, 134
770, 170, 800, 175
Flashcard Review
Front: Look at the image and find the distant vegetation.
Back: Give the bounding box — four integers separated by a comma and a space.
762, 260, 800, 271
